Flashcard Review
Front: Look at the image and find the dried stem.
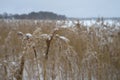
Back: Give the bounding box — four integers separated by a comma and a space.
33, 46, 41, 80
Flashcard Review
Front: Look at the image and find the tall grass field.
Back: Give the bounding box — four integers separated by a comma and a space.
0, 19, 120, 80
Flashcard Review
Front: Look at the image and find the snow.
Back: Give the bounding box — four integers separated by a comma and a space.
59, 36, 70, 42
3, 60, 7, 63
17, 31, 23, 36
57, 20, 120, 27
53, 28, 59, 31
25, 33, 32, 39
40, 34, 51, 40
11, 61, 16, 65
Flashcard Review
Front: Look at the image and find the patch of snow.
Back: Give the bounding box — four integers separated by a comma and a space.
3, 60, 7, 63
40, 34, 51, 40
59, 36, 70, 42
53, 28, 59, 31
17, 31, 23, 36
11, 61, 16, 65
25, 33, 32, 39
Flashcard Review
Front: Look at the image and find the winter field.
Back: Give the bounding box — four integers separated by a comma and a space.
0, 19, 120, 80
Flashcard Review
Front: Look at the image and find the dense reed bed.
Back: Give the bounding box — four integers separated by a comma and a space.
0, 19, 120, 80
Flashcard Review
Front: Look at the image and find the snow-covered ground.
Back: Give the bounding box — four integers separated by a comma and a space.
56, 20, 120, 27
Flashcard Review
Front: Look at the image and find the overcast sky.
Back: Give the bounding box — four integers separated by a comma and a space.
0, 0, 120, 17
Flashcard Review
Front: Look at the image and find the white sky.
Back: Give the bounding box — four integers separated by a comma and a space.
0, 0, 120, 17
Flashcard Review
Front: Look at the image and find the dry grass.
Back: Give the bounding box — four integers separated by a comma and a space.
0, 19, 120, 80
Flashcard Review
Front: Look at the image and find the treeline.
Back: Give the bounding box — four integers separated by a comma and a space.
0, 11, 67, 20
